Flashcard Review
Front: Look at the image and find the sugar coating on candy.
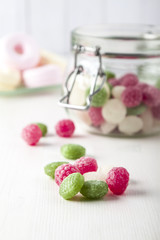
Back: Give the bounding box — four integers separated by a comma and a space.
151, 104, 160, 120
22, 124, 42, 145
106, 167, 129, 195
108, 78, 120, 87
140, 109, 154, 133
102, 99, 127, 124
121, 87, 142, 107
84, 166, 112, 182
55, 119, 75, 137
120, 73, 138, 87
36, 123, 47, 136
105, 71, 115, 80
142, 86, 160, 107
74, 157, 98, 175
61, 144, 86, 160
127, 104, 147, 116
55, 163, 79, 185
88, 107, 104, 126
112, 86, 126, 99
59, 172, 84, 200
86, 85, 107, 107
44, 161, 68, 179
80, 180, 108, 199
118, 116, 143, 135
100, 122, 117, 134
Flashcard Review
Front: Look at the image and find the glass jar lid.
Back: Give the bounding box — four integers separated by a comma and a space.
72, 24, 160, 58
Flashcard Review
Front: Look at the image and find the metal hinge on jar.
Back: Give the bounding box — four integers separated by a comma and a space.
58, 45, 106, 110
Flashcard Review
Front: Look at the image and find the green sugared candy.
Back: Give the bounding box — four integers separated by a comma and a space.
44, 161, 68, 179
86, 85, 107, 107
80, 180, 108, 199
155, 79, 160, 89
36, 123, 47, 136
105, 71, 116, 80
61, 144, 86, 160
59, 173, 84, 200
127, 104, 147, 116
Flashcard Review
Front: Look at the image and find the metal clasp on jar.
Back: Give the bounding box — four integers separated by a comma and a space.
59, 45, 106, 110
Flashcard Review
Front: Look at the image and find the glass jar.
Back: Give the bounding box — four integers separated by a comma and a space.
59, 24, 160, 137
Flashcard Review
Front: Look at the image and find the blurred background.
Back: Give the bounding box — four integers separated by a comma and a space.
1, 0, 160, 55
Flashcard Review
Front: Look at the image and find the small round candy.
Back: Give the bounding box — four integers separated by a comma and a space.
55, 163, 79, 186
121, 87, 142, 108
44, 161, 68, 179
74, 157, 98, 175
120, 73, 138, 87
118, 116, 143, 135
22, 124, 42, 146
127, 104, 147, 116
140, 109, 154, 133
105, 71, 115, 80
106, 167, 129, 195
55, 119, 75, 138
59, 173, 84, 200
80, 180, 108, 199
100, 122, 117, 134
0, 33, 40, 70
102, 99, 127, 124
86, 85, 107, 107
35, 123, 47, 136
61, 144, 86, 160
142, 86, 160, 107
88, 107, 104, 126
112, 86, 125, 99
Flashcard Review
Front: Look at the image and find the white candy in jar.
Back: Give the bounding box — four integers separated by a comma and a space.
112, 86, 126, 99
118, 116, 143, 135
140, 109, 154, 133
100, 121, 117, 134
102, 99, 127, 124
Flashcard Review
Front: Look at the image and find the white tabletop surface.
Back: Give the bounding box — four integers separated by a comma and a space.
0, 89, 159, 240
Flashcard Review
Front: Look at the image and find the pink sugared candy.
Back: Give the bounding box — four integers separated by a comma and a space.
74, 157, 98, 175
152, 104, 160, 120
108, 78, 121, 87
120, 73, 138, 87
121, 86, 142, 107
106, 167, 129, 195
55, 163, 79, 186
55, 119, 75, 137
88, 107, 104, 126
22, 124, 42, 146
142, 86, 160, 107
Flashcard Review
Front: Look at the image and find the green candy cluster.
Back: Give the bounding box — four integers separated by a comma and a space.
61, 144, 86, 160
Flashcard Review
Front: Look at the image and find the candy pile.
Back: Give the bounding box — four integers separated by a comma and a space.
21, 119, 75, 146
70, 72, 160, 136
0, 33, 65, 91
45, 155, 129, 200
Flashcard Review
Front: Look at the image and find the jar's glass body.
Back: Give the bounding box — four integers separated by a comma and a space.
62, 25, 160, 137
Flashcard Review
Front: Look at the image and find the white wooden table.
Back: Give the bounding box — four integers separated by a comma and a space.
0, 89, 159, 240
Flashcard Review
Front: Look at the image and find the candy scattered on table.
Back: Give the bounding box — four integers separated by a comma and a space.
80, 180, 108, 199
55, 119, 75, 137
55, 163, 80, 186
22, 124, 42, 146
44, 161, 68, 179
106, 167, 129, 195
74, 157, 98, 175
61, 144, 86, 160
35, 123, 47, 136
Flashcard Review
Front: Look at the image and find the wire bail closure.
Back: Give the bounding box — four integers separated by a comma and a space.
58, 45, 106, 110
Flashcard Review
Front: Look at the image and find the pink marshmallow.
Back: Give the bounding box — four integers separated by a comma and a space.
0, 33, 40, 70
23, 64, 63, 88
